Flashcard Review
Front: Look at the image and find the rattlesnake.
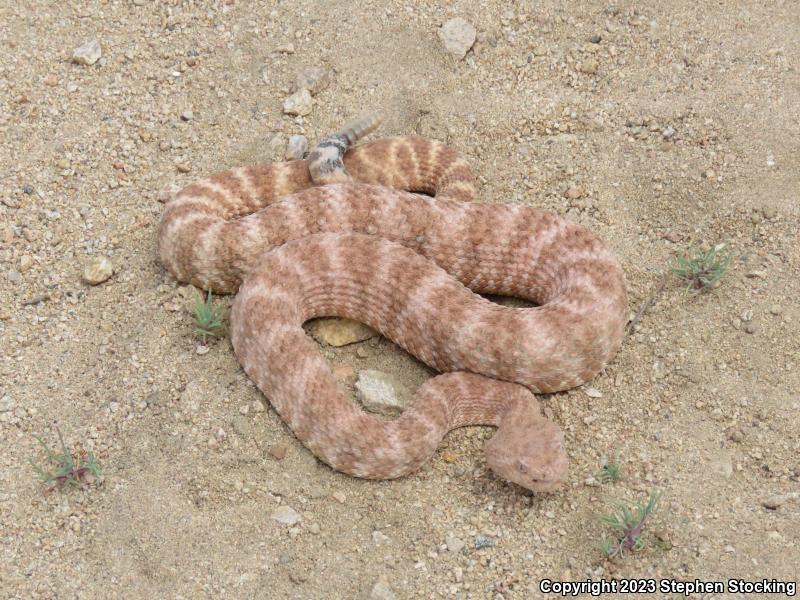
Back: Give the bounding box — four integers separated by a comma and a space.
157, 117, 627, 492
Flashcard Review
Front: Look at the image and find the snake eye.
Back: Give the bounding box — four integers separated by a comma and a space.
517, 461, 528, 473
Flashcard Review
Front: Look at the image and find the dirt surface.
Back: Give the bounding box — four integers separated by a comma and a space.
1, 1, 799, 599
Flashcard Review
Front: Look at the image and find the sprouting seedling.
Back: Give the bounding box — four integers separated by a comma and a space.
671, 243, 731, 292
598, 450, 622, 483
31, 428, 100, 489
596, 491, 661, 559
194, 289, 224, 341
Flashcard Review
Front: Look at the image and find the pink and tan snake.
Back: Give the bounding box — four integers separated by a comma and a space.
157, 117, 627, 492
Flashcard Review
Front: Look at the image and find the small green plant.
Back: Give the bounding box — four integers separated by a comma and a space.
194, 290, 223, 341
598, 451, 622, 483
31, 428, 100, 489
597, 491, 661, 559
671, 243, 731, 292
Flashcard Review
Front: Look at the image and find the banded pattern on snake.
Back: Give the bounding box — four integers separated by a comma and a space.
157, 117, 627, 491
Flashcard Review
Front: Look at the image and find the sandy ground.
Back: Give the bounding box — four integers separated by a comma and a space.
1, 1, 799, 599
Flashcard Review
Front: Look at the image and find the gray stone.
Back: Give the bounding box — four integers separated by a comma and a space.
355, 370, 406, 416
439, 18, 476, 59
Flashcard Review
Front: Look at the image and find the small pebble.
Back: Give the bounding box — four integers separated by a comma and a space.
579, 59, 599, 74
72, 39, 102, 65
372, 530, 390, 545
564, 185, 585, 200
294, 66, 331, 96
331, 491, 346, 503
283, 89, 313, 116
19, 256, 34, 272
727, 428, 745, 443
268, 445, 287, 461
157, 183, 181, 203
309, 318, 376, 347
285, 135, 308, 160
761, 492, 798, 510
475, 534, 495, 549
195, 345, 209, 355
268, 133, 287, 160
439, 18, 476, 59
445, 533, 465, 553
180, 110, 193, 121
590, 34, 602, 43
369, 579, 397, 600
82, 255, 113, 285
271, 505, 301, 526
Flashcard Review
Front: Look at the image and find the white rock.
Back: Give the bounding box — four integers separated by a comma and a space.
0, 396, 14, 412
372, 530, 390, 545
72, 40, 102, 66
445, 532, 465, 553
271, 505, 301, 525
369, 579, 397, 600
355, 370, 406, 416
283, 89, 313, 116
83, 255, 113, 285
439, 18, 476, 59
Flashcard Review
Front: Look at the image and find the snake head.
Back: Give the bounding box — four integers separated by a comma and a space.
484, 402, 568, 493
